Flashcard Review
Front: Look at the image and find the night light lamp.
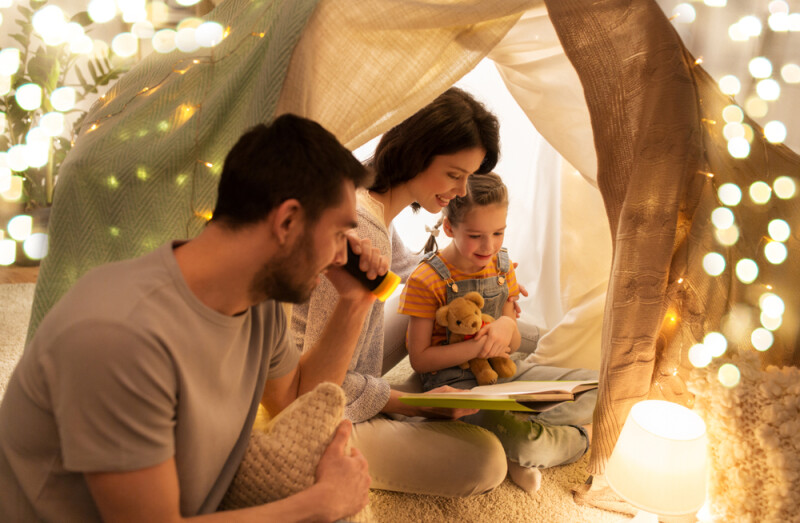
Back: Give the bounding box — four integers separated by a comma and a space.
605, 400, 708, 523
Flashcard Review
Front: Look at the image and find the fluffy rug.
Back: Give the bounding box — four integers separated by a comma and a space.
0, 283, 623, 522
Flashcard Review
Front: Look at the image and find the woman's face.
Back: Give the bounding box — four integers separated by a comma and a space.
409, 147, 486, 214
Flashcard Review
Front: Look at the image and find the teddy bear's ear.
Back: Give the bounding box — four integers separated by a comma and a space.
464, 291, 484, 309
435, 305, 450, 326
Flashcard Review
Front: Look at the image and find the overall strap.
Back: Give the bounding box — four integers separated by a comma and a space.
422, 251, 460, 293
496, 247, 511, 274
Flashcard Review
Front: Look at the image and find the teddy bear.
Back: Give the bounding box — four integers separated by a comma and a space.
435, 291, 516, 385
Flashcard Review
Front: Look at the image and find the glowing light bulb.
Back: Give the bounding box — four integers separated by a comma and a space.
176, 27, 199, 53
718, 183, 742, 206
764, 242, 787, 264
769, 12, 790, 31
0, 47, 20, 76
749, 181, 772, 204
132, 21, 155, 39
781, 63, 800, 83
760, 312, 782, 331
196, 21, 224, 47
735, 258, 759, 284
688, 343, 712, 368
15, 83, 43, 111
40, 112, 65, 136
718, 364, 741, 388
773, 176, 796, 199
672, 4, 696, 23
711, 207, 735, 230
715, 225, 739, 246
722, 105, 744, 123
50, 86, 76, 112
112, 32, 138, 58
759, 293, 785, 316
727, 137, 750, 159
152, 29, 177, 54
768, 219, 790, 242
6, 145, 28, 172
88, 0, 117, 23
704, 332, 728, 357
748, 57, 773, 79
0, 239, 15, 266
739, 15, 763, 37
23, 233, 48, 260
7, 215, 32, 241
718, 75, 740, 95
763, 121, 787, 143
751, 328, 773, 351
757, 79, 780, 101
703, 252, 726, 276
723, 122, 745, 140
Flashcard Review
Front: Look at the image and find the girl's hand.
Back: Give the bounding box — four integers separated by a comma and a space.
473, 317, 515, 358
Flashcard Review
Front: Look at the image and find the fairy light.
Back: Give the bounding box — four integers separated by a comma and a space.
15, 83, 43, 111
751, 328, 774, 351
781, 64, 800, 83
735, 258, 759, 284
764, 242, 787, 264
767, 219, 791, 242
87, 0, 117, 24
744, 97, 769, 118
704, 332, 728, 357
759, 292, 785, 318
50, 87, 77, 112
703, 252, 726, 276
763, 121, 787, 143
718, 183, 742, 206
710, 207, 735, 229
0, 239, 15, 266
717, 364, 741, 387
749, 181, 772, 204
727, 137, 750, 158
760, 312, 782, 331
689, 343, 712, 368
7, 215, 33, 241
756, 79, 780, 101
0, 47, 20, 76
772, 177, 796, 199
23, 233, 48, 260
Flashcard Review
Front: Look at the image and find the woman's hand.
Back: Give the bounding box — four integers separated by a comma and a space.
383, 387, 478, 419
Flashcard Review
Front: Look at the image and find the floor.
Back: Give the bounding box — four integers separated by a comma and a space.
0, 266, 39, 284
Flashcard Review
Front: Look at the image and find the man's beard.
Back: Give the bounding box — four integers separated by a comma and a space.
250, 230, 322, 304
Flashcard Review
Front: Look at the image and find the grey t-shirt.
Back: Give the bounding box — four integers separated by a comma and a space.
0, 242, 300, 521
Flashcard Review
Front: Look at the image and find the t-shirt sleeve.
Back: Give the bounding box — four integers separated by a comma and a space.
41, 320, 177, 473
265, 302, 301, 379
397, 265, 442, 319
506, 257, 520, 299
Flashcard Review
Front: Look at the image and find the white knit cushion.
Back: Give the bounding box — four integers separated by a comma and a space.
220, 382, 372, 521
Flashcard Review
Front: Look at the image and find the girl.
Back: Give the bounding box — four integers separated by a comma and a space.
398, 172, 598, 493
291, 87, 510, 497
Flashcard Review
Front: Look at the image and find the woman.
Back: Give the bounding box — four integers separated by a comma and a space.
292, 87, 511, 497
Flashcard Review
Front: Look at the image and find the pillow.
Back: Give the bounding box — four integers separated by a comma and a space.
220, 382, 372, 522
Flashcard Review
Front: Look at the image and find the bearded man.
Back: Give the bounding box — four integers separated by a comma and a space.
0, 114, 384, 522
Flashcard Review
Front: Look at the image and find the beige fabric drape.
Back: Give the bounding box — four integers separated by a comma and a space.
545, 0, 800, 474
275, 0, 540, 149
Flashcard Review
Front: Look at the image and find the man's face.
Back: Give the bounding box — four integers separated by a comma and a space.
250, 181, 357, 303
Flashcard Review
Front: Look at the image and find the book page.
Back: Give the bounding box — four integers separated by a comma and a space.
470, 380, 598, 396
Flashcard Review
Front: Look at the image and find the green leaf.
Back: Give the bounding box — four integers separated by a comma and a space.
74, 66, 88, 89
70, 11, 93, 27
27, 46, 55, 88
10, 34, 30, 49
16, 5, 33, 18
86, 59, 98, 81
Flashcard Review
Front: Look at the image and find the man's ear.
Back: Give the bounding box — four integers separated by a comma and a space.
271, 199, 304, 246
442, 217, 454, 238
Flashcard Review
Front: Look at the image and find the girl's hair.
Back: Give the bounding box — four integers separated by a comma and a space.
368, 87, 500, 211
423, 172, 508, 253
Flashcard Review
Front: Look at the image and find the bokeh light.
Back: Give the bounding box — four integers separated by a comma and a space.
760, 312, 782, 331
703, 252, 726, 276
112, 32, 138, 58
0, 239, 16, 266
727, 137, 750, 158
759, 293, 785, 316
751, 328, 774, 351
748, 57, 772, 78
50, 86, 76, 112
711, 207, 734, 229
768, 219, 791, 242
0, 47, 21, 76
196, 22, 225, 48
672, 3, 697, 23
718, 364, 741, 388
749, 181, 772, 204
704, 332, 728, 357
781, 63, 800, 83
764, 242, 788, 264
23, 233, 48, 260
756, 79, 781, 101
718, 183, 742, 206
7, 214, 32, 241
15, 83, 43, 111
718, 75, 740, 95
689, 343, 712, 368
722, 105, 744, 123
735, 258, 758, 284
88, 0, 117, 24
763, 121, 787, 143
715, 225, 739, 246
773, 176, 796, 199
152, 29, 177, 54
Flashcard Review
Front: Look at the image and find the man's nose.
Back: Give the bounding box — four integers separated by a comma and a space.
333, 240, 348, 267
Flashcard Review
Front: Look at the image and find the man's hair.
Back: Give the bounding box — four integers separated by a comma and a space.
211, 114, 370, 227
368, 87, 500, 211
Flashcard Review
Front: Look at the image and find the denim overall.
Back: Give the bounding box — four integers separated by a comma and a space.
417, 249, 598, 470
418, 248, 511, 392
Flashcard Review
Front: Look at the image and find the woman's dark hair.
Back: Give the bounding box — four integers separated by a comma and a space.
369, 87, 500, 211
423, 172, 508, 254
211, 114, 370, 227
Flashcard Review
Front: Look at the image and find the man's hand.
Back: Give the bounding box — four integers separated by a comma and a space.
325, 233, 389, 302
313, 421, 371, 520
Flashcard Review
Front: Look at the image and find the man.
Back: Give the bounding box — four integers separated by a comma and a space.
0, 114, 385, 521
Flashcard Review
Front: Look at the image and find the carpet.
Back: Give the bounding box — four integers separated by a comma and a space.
0, 283, 624, 522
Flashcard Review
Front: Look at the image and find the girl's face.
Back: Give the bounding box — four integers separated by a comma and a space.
408, 147, 486, 214
444, 203, 507, 272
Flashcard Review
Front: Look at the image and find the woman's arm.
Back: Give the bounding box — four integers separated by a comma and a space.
405, 316, 510, 374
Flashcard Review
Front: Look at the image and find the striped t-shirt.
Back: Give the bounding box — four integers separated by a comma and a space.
398, 251, 519, 347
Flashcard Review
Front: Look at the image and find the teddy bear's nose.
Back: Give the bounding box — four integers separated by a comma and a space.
470, 320, 479, 329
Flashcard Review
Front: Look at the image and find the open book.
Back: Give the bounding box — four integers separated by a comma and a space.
399, 380, 599, 412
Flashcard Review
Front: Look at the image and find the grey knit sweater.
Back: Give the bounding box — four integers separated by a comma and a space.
291, 189, 420, 423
